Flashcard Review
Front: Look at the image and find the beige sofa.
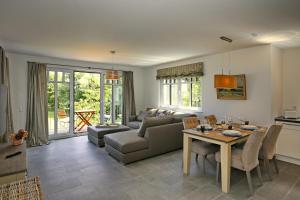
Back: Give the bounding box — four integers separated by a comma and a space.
104, 114, 195, 164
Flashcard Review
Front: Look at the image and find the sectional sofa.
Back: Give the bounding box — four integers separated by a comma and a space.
104, 112, 195, 164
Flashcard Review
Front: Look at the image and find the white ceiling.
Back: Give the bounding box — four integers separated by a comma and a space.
0, 0, 300, 66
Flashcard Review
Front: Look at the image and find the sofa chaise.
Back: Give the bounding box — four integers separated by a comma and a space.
104, 114, 195, 164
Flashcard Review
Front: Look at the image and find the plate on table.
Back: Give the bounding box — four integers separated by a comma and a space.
222, 130, 242, 137
240, 125, 257, 130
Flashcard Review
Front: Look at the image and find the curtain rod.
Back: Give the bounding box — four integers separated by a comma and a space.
27, 61, 130, 72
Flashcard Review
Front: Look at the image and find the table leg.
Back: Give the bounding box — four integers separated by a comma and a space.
77, 113, 86, 131
221, 143, 231, 193
183, 133, 192, 175
84, 112, 94, 126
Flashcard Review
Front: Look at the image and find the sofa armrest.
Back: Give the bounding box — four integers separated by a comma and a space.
144, 122, 184, 155
129, 115, 138, 122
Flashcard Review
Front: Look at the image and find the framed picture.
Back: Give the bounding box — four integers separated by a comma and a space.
216, 74, 247, 100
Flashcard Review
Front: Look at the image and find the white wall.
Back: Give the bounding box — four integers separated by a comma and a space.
270, 46, 283, 118
282, 47, 300, 112
144, 45, 275, 126
7, 52, 146, 130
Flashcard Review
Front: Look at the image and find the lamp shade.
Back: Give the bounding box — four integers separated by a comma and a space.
214, 75, 237, 89
106, 70, 119, 80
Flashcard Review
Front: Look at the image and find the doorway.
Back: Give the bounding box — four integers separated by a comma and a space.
47, 68, 123, 138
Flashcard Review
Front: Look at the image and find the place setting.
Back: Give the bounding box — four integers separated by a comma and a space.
212, 118, 259, 138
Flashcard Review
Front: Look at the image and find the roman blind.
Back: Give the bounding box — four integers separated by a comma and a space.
156, 62, 204, 80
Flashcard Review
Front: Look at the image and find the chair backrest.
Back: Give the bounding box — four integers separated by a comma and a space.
205, 115, 217, 126
242, 129, 267, 171
182, 117, 200, 129
261, 124, 282, 159
57, 109, 67, 119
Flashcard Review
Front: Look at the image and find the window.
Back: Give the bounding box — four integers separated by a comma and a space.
160, 76, 202, 109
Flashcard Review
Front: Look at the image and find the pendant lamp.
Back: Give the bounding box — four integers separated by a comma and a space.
214, 36, 237, 89
214, 74, 237, 89
106, 50, 119, 80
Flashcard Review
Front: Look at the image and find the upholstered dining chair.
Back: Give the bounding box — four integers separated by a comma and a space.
259, 124, 282, 180
205, 115, 217, 127
183, 117, 219, 174
215, 130, 267, 195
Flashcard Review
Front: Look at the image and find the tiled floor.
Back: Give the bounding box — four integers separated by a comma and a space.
27, 136, 300, 200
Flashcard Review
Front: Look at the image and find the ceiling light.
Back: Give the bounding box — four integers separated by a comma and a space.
106, 50, 119, 80
256, 31, 297, 43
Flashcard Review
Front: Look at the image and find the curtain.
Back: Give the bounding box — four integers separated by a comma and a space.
156, 62, 204, 79
122, 71, 136, 125
0, 46, 14, 143
26, 62, 49, 146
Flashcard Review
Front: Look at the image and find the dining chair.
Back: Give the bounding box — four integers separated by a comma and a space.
205, 115, 217, 127
258, 124, 282, 180
215, 130, 267, 195
183, 117, 219, 174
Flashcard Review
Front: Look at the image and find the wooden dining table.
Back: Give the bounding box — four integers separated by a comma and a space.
182, 126, 260, 193
74, 109, 96, 131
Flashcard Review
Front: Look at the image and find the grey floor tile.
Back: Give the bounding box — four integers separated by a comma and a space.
26, 136, 300, 200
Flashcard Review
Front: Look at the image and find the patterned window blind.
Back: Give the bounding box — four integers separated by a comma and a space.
156, 62, 204, 80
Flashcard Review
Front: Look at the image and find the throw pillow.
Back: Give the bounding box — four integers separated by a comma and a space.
156, 109, 167, 117
137, 116, 173, 137
147, 108, 158, 117
165, 110, 175, 115
137, 110, 150, 121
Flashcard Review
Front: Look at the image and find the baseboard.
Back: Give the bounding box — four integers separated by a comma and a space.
276, 154, 300, 166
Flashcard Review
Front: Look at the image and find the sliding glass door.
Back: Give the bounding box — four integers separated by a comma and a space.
47, 68, 123, 137
47, 69, 73, 138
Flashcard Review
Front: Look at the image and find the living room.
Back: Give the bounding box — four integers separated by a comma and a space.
1, 1, 300, 200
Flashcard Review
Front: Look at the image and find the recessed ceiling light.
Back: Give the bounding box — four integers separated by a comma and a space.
256, 31, 298, 43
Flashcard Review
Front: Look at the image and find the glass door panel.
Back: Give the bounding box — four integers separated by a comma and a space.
104, 74, 123, 124
114, 85, 122, 124
104, 81, 112, 124
57, 73, 70, 134
74, 72, 101, 133
47, 70, 72, 138
47, 80, 55, 135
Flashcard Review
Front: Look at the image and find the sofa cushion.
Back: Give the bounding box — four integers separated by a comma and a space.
137, 110, 149, 121
127, 121, 142, 129
165, 110, 175, 115
104, 130, 148, 154
147, 108, 158, 117
156, 109, 167, 117
137, 108, 158, 121
137, 116, 174, 137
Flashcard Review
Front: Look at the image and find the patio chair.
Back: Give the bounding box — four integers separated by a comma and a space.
57, 109, 70, 127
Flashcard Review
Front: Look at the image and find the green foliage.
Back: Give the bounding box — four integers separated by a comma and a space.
48, 71, 123, 126
74, 72, 101, 124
